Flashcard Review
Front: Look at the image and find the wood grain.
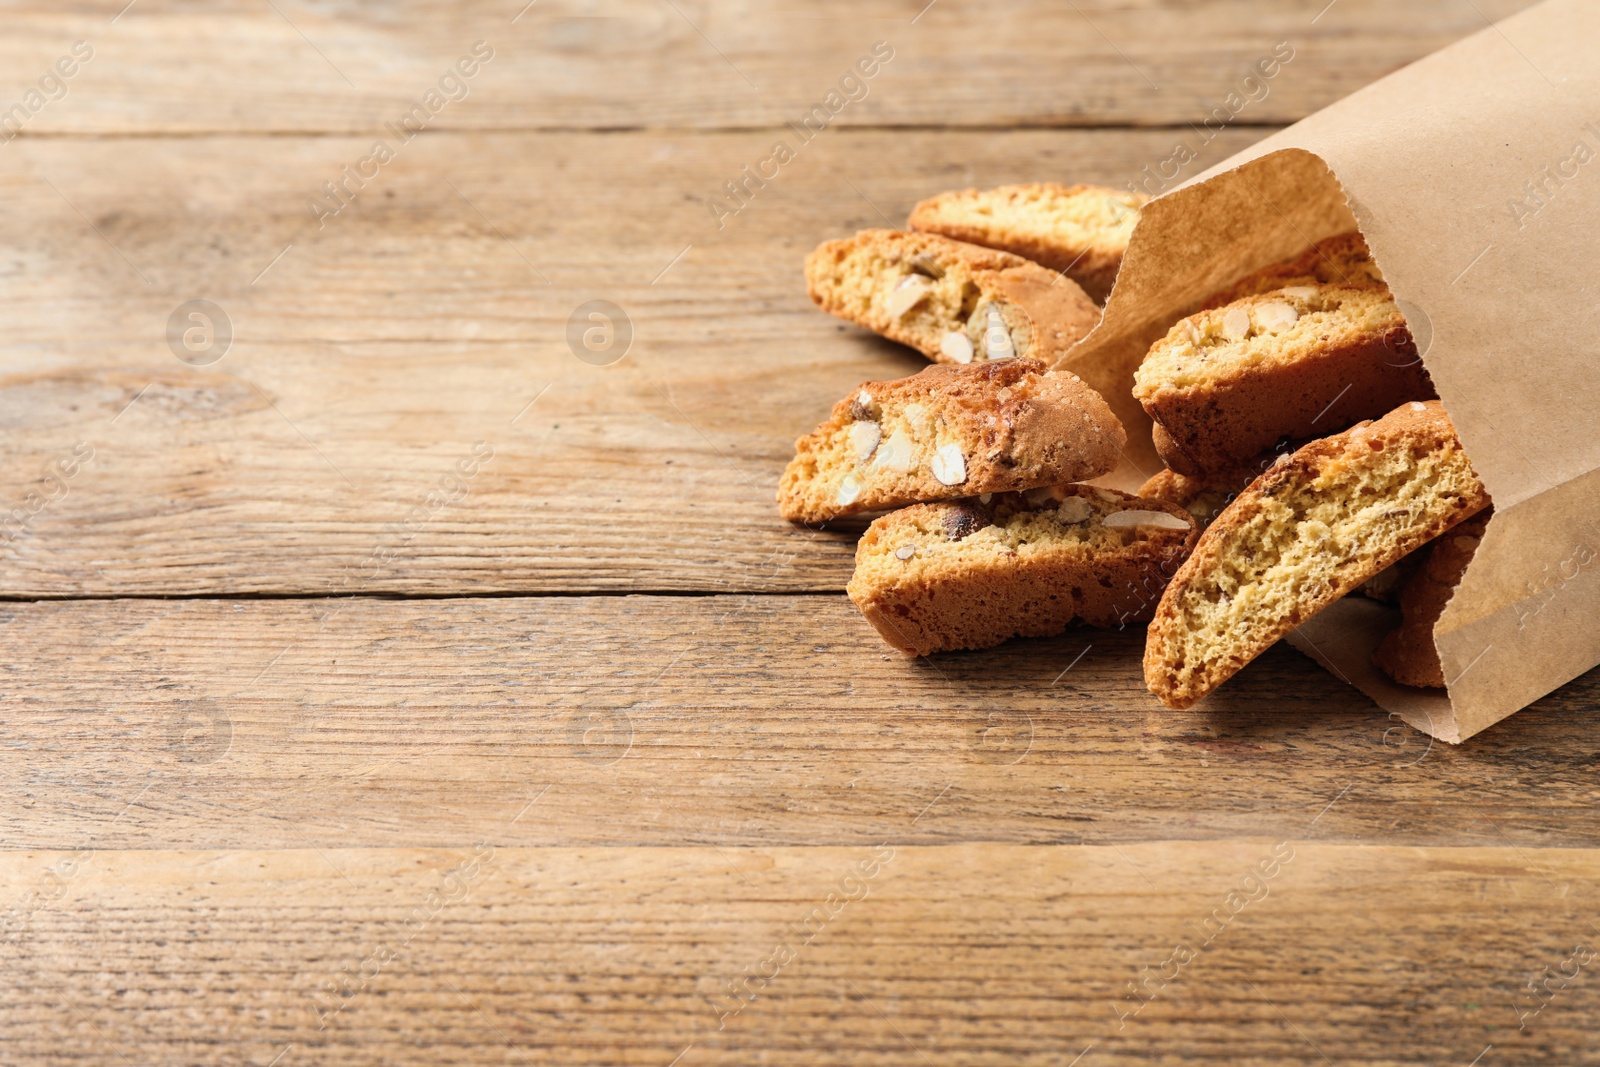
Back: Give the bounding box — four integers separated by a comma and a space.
0, 0, 1536, 134
0, 127, 1275, 595
3, 841, 1595, 1065
1, 595, 1595, 851
1, 2, 1580, 1064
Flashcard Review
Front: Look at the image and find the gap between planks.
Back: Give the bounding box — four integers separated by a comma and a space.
0, 589, 849, 602
0, 120, 1295, 141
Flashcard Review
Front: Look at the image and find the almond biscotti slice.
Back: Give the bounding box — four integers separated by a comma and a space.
804, 230, 1101, 366
1372, 513, 1490, 688
848, 486, 1199, 656
1201, 231, 1387, 309
1137, 453, 1283, 530
778, 358, 1125, 524
1139, 469, 1239, 530
907, 184, 1147, 303
1144, 400, 1490, 709
1134, 284, 1436, 477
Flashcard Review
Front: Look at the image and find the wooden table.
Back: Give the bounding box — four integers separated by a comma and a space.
3, 1, 1593, 1063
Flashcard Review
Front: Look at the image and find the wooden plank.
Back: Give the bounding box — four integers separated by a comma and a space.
0, 126, 1278, 595
1, 840, 1592, 1064
0, 0, 1537, 134
2, 595, 1595, 850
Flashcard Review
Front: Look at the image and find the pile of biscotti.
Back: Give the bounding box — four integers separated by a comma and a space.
777, 183, 1491, 709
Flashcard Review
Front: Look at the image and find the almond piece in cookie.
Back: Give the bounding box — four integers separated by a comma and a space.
1201, 231, 1388, 310
777, 358, 1125, 524
906, 183, 1148, 303
1144, 400, 1490, 709
848, 486, 1198, 656
1134, 284, 1436, 477
804, 230, 1101, 366
1372, 513, 1491, 688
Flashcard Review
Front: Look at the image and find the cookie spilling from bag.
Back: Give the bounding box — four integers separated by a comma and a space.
1135, 284, 1436, 476
849, 486, 1196, 656
1136, 451, 1288, 530
907, 183, 1147, 303
804, 229, 1101, 366
778, 357, 1125, 524
1371, 512, 1490, 688
1144, 401, 1489, 709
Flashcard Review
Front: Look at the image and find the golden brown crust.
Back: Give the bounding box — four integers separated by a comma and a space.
906, 183, 1147, 303
848, 486, 1198, 656
804, 229, 1101, 366
1372, 514, 1491, 688
985, 267, 1112, 363
1201, 231, 1387, 310
777, 358, 1126, 524
1144, 401, 1491, 709
1135, 285, 1436, 477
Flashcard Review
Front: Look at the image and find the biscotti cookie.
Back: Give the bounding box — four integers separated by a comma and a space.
1137, 455, 1279, 530
1372, 513, 1490, 688
1144, 400, 1490, 709
1360, 552, 1426, 605
907, 184, 1147, 303
1201, 231, 1386, 309
804, 229, 1101, 366
1134, 284, 1435, 477
848, 486, 1198, 656
778, 358, 1125, 524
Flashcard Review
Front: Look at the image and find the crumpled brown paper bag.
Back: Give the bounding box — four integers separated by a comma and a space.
1059, 0, 1600, 742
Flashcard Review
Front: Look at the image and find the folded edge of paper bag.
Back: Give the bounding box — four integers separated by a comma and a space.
1062, 0, 1600, 741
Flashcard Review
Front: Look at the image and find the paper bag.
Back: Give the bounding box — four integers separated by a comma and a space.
1059, 0, 1600, 742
